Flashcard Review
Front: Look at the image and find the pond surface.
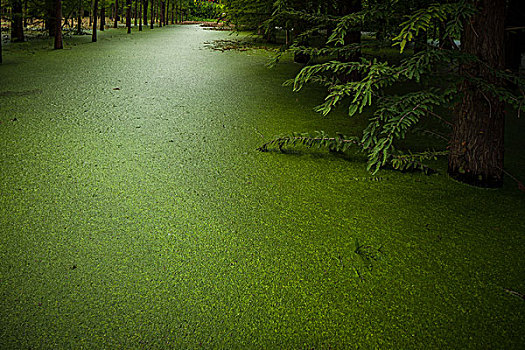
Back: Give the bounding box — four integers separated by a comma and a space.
1, 25, 524, 348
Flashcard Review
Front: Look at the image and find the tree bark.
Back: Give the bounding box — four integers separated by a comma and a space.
11, 0, 25, 42
448, 0, 506, 187
92, 0, 98, 41
54, 0, 63, 49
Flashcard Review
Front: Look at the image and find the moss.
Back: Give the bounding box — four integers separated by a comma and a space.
0, 25, 524, 349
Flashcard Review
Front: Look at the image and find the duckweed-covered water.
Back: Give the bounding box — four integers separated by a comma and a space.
1, 25, 525, 348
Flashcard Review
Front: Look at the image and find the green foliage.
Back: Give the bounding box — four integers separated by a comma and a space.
258, 0, 525, 175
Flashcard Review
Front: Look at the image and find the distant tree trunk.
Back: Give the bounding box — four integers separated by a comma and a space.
92, 0, 98, 41
46, 0, 56, 36
54, 0, 63, 48
158, 1, 162, 27
165, 0, 169, 25
505, 0, 525, 71
134, 0, 138, 26
126, 0, 131, 33
143, 0, 148, 26
170, 0, 174, 24
160, 1, 165, 27
11, 0, 25, 42
139, 0, 142, 31
150, 0, 154, 29
100, 2, 105, 31
77, 0, 83, 33
113, 0, 118, 27
448, 0, 506, 187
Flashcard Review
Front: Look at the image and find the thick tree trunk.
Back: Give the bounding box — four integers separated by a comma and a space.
448, 0, 506, 187
11, 0, 25, 42
126, 0, 131, 33
92, 0, 98, 41
54, 0, 63, 49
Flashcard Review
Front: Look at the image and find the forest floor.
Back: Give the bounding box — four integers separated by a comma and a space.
1, 25, 524, 349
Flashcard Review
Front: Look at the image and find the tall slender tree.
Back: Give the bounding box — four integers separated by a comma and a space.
54, 0, 63, 48
92, 0, 98, 41
143, 0, 148, 26
11, 0, 25, 42
113, 0, 118, 27
139, 0, 143, 30
126, 0, 131, 33
100, 1, 105, 31
150, 0, 154, 29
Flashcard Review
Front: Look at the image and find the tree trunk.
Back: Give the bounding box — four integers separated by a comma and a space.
170, 0, 174, 24
134, 0, 138, 26
54, 0, 63, 49
139, 0, 142, 31
448, 0, 506, 187
113, 0, 118, 28
11, 0, 25, 42
126, 0, 131, 33
92, 0, 98, 41
46, 0, 56, 36
150, 0, 154, 29
158, 1, 162, 27
77, 0, 83, 34
143, 0, 148, 26
100, 3, 105, 31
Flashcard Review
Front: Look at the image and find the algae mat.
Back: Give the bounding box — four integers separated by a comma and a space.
1, 25, 525, 349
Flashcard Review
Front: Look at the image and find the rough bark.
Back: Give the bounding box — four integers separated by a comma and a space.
54, 0, 63, 49
92, 0, 98, 41
11, 0, 25, 42
448, 0, 506, 187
